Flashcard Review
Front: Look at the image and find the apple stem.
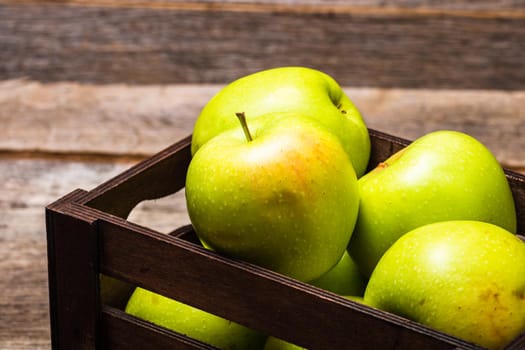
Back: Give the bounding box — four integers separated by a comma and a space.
235, 112, 253, 142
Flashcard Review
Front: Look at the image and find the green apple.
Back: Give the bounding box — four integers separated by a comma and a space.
349, 130, 517, 277
264, 337, 306, 350
125, 287, 267, 349
364, 220, 525, 350
191, 66, 371, 177
186, 112, 359, 282
308, 251, 366, 296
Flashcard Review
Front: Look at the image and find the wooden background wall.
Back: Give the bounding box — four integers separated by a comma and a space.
1, 1, 525, 88
1, 1, 524, 349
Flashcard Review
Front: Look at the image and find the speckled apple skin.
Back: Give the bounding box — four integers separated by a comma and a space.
191, 66, 370, 177
349, 130, 517, 277
125, 288, 267, 349
364, 221, 525, 350
186, 114, 359, 282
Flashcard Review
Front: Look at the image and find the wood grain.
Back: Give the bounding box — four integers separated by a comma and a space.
1, 2, 524, 88
0, 160, 119, 350
8, 0, 525, 10
0, 240, 50, 350
96, 216, 475, 349
2, 80, 524, 170
356, 88, 525, 169
0, 80, 212, 157
0, 158, 128, 241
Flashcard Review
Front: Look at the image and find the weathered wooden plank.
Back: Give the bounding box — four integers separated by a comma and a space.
0, 158, 126, 241
0, 157, 190, 242
2, 80, 524, 169
1, 2, 524, 88
0, 240, 50, 350
0, 79, 212, 157
9, 0, 525, 11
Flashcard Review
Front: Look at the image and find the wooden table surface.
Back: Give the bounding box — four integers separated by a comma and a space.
1, 1, 524, 349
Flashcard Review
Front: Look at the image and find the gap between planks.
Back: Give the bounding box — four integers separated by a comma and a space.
2, 0, 525, 19
0, 149, 148, 164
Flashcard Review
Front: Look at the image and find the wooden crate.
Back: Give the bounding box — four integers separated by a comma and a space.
46, 129, 525, 349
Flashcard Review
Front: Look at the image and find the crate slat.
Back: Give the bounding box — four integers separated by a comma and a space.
101, 306, 216, 350
84, 135, 192, 218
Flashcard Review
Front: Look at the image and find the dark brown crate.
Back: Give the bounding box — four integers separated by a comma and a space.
46, 129, 525, 349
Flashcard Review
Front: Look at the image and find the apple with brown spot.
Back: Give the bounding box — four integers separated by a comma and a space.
186, 112, 360, 282
364, 220, 525, 350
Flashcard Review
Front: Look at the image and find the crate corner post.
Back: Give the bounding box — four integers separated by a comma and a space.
46, 193, 103, 350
